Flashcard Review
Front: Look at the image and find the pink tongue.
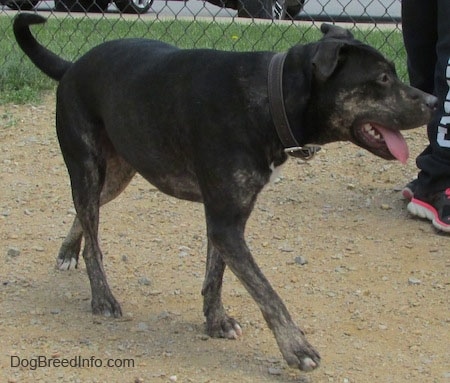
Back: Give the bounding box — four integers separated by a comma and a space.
375, 125, 409, 164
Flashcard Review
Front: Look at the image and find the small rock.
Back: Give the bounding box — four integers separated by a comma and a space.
50, 308, 61, 315
294, 256, 308, 265
381, 204, 391, 210
26, 135, 38, 143
137, 322, 149, 332
158, 311, 171, 320
7, 247, 20, 258
64, 292, 73, 299
178, 245, 191, 257
169, 375, 177, 382
268, 367, 282, 375
138, 277, 151, 286
408, 277, 421, 285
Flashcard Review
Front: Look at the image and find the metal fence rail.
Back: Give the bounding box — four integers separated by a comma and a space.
1, 0, 404, 78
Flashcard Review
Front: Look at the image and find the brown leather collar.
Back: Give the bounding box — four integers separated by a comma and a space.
267, 52, 320, 160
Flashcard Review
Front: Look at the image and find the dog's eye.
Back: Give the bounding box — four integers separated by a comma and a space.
377, 73, 390, 85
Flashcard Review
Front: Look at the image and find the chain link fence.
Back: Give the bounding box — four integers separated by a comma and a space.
1, 1, 405, 91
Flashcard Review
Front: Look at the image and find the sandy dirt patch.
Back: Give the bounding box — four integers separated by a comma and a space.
1, 94, 448, 383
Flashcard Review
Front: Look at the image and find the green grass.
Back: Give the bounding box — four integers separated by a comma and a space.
0, 15, 407, 105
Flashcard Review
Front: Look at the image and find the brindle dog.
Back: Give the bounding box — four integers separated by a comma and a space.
14, 13, 437, 371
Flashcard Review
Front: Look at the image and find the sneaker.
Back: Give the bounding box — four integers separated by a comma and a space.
407, 188, 450, 232
402, 179, 418, 200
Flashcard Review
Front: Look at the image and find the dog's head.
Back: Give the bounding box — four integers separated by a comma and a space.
290, 24, 437, 163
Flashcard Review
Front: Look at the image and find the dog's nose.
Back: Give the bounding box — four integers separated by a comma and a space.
410, 87, 439, 111
425, 94, 438, 111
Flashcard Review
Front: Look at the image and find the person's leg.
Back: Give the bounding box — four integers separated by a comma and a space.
415, 0, 450, 192
401, 0, 437, 94
406, 0, 450, 231
400, 0, 435, 200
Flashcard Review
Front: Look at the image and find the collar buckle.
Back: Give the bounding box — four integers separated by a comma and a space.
284, 145, 321, 160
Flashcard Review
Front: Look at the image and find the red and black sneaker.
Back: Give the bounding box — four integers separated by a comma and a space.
407, 188, 450, 233
402, 179, 418, 200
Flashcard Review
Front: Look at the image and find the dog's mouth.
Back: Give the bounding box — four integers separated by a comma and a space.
353, 122, 409, 164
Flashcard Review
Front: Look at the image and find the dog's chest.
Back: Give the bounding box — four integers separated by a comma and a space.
269, 162, 285, 183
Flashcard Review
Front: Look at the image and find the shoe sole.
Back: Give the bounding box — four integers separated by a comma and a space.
407, 198, 450, 233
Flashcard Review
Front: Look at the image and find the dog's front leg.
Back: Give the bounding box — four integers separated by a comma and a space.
206, 217, 321, 371
202, 239, 242, 339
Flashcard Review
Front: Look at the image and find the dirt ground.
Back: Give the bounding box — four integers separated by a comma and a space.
1, 94, 449, 383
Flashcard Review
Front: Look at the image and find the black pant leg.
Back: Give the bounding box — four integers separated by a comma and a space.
402, 0, 450, 193
401, 0, 437, 93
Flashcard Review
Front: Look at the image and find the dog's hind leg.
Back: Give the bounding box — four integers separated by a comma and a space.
57, 116, 134, 317
57, 216, 83, 270
56, 154, 136, 271
202, 239, 242, 339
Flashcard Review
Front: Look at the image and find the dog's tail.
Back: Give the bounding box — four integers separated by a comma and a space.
13, 13, 72, 81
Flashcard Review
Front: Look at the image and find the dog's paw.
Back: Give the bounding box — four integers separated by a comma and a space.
287, 350, 320, 372
91, 295, 122, 318
206, 314, 243, 339
56, 256, 78, 270
222, 319, 243, 339
56, 244, 80, 271
276, 326, 321, 372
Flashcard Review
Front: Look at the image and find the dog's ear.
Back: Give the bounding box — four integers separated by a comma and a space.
320, 23, 353, 40
311, 41, 347, 82
311, 24, 355, 82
